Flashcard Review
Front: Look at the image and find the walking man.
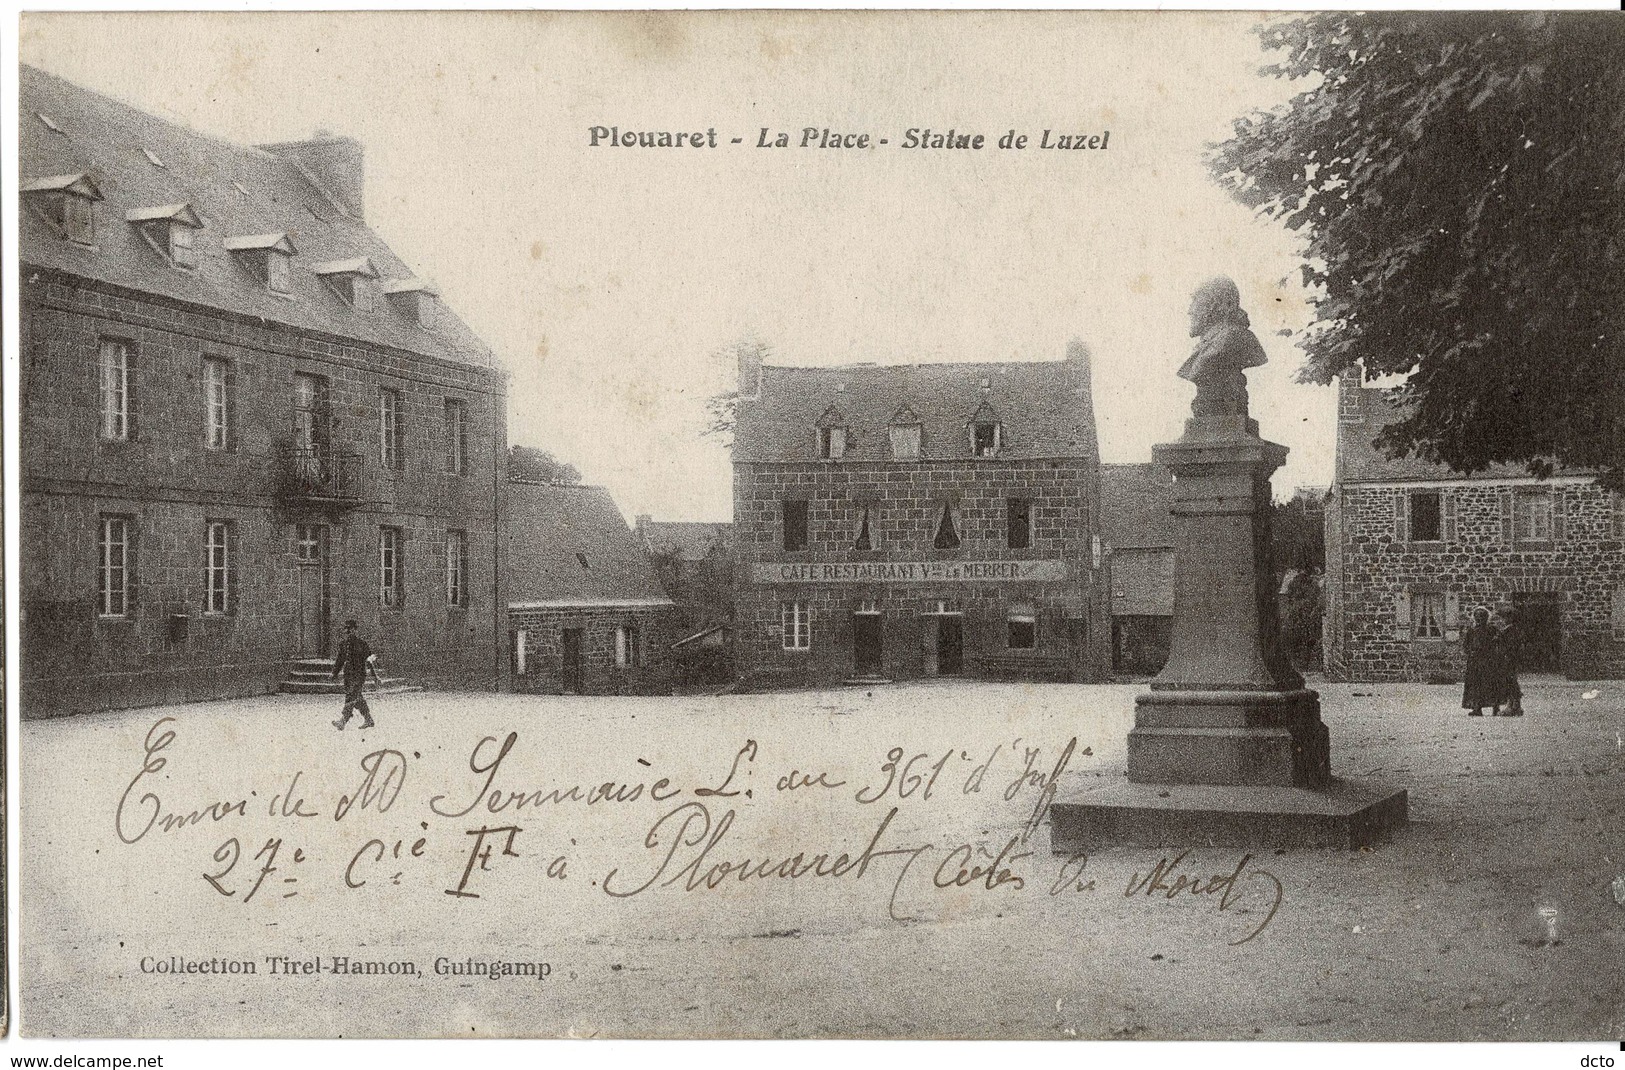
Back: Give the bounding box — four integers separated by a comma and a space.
332, 619, 381, 730
1493, 609, 1524, 717
1462, 606, 1497, 717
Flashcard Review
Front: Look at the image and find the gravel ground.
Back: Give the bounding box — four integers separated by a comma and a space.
19, 677, 1625, 1040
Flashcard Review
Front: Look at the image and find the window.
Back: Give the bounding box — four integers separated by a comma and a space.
169, 222, 196, 269
204, 521, 232, 614
1007, 498, 1031, 549
1409, 491, 1442, 542
62, 194, 94, 244
818, 426, 847, 460
933, 502, 960, 550
98, 339, 130, 441
380, 527, 403, 607
853, 505, 874, 551
293, 373, 326, 453
203, 357, 230, 450
446, 530, 468, 607
781, 602, 811, 650
783, 500, 809, 551
614, 624, 641, 668
97, 516, 132, 617
266, 251, 292, 294
1007, 604, 1037, 649
1413, 592, 1446, 640
512, 629, 529, 676
296, 524, 323, 563
379, 388, 402, 469
973, 421, 1000, 457
444, 399, 468, 474
1516, 489, 1554, 541
890, 423, 921, 459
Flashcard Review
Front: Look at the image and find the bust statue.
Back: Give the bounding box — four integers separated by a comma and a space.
1177, 276, 1267, 423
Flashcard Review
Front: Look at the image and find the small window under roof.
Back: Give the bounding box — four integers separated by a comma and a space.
315, 257, 379, 309
232, 181, 251, 198
225, 232, 298, 294
22, 173, 103, 244
126, 204, 204, 269
383, 278, 439, 327
36, 112, 63, 133
141, 147, 166, 168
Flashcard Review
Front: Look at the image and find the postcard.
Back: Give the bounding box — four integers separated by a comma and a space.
14, 9, 1625, 1041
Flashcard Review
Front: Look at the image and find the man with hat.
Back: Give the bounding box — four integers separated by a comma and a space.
332, 618, 381, 730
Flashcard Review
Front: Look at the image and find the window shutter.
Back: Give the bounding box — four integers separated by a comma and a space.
1444, 591, 1461, 640
1443, 492, 1457, 544
1552, 487, 1567, 541
1613, 588, 1625, 636
1500, 489, 1514, 544
1394, 590, 1412, 639
1394, 490, 1408, 543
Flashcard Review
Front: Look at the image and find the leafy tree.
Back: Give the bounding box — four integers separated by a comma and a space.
1210, 12, 1624, 489
508, 445, 580, 485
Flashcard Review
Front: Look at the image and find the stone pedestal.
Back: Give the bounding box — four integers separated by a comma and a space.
1051, 412, 1406, 850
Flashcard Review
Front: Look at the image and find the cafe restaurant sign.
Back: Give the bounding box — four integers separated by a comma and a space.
753, 560, 1069, 584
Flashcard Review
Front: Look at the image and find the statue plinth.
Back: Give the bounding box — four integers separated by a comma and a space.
1049, 278, 1406, 850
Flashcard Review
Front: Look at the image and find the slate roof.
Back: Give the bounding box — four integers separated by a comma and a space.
19, 64, 497, 369
733, 347, 1098, 463
1101, 463, 1175, 549
639, 521, 731, 562
1337, 377, 1583, 483
507, 482, 674, 609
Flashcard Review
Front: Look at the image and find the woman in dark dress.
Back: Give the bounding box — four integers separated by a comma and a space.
1492, 610, 1523, 716
1462, 606, 1497, 716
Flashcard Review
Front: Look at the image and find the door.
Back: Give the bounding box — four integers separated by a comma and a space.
562, 628, 585, 693
936, 616, 964, 676
853, 614, 883, 677
293, 373, 328, 451
1511, 593, 1562, 672
295, 524, 329, 656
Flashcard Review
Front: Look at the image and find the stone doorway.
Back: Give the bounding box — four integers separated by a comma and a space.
1512, 592, 1562, 673
853, 610, 883, 677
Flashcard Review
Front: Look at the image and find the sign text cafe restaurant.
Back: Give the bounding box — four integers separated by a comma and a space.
750, 557, 1094, 684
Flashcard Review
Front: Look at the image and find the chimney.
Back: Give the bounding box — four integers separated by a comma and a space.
635, 514, 651, 539
736, 342, 766, 398
259, 131, 365, 221
1337, 365, 1367, 424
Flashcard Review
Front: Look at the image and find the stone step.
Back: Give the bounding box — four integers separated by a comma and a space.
279, 677, 413, 695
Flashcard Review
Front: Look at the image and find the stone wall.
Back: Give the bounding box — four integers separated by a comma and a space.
1327, 479, 1625, 682
733, 458, 1107, 684
21, 270, 509, 716
508, 605, 677, 695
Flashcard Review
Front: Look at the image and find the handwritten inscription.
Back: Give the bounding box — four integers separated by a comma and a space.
111, 717, 1287, 946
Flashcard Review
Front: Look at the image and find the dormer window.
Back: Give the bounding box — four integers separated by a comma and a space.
126, 204, 203, 270
22, 173, 103, 245
383, 278, 438, 328
815, 406, 847, 459
314, 257, 379, 310
889, 404, 922, 460
969, 401, 1002, 457
224, 233, 298, 294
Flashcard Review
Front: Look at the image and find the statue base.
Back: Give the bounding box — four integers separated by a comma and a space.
1050, 779, 1408, 851
1128, 688, 1330, 788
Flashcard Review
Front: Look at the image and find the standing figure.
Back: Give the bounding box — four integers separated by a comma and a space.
1461, 606, 1497, 717
1493, 609, 1523, 717
332, 618, 381, 730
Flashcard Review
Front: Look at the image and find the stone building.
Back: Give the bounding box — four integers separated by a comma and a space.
508, 482, 678, 695
19, 65, 509, 716
1101, 463, 1175, 675
1324, 372, 1625, 682
732, 342, 1108, 687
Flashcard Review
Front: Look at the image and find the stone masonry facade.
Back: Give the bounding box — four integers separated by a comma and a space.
734, 458, 1106, 685
508, 605, 677, 696
1326, 379, 1625, 683
21, 272, 509, 716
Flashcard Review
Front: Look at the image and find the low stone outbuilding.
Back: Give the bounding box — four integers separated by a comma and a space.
507, 482, 678, 694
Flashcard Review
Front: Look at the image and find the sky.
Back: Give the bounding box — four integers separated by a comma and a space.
21, 11, 1329, 522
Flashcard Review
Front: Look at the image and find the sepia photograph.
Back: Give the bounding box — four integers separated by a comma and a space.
10, 7, 1625, 1046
